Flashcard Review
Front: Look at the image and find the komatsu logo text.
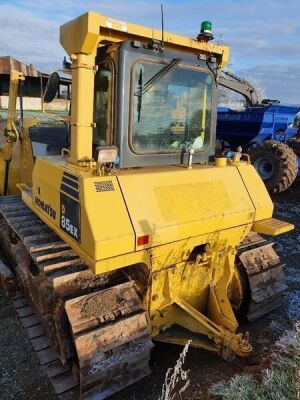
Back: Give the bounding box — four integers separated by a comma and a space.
35, 196, 56, 220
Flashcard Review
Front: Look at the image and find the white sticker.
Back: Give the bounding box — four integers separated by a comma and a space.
106, 17, 128, 32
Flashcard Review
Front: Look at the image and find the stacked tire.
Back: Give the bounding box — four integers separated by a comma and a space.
287, 138, 300, 157
247, 140, 298, 194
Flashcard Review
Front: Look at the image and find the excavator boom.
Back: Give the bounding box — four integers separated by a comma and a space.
218, 70, 261, 106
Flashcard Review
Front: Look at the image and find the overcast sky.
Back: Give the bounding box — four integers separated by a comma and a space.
0, 0, 299, 103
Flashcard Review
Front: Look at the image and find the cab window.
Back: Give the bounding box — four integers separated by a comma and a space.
131, 61, 213, 153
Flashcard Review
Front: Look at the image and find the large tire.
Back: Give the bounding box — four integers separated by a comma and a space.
287, 137, 300, 156
247, 140, 298, 193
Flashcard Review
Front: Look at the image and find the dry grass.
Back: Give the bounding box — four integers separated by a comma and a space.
158, 340, 191, 400
209, 323, 300, 400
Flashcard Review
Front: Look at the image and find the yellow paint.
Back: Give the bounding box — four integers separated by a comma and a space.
26, 159, 266, 272
59, 11, 229, 165
29, 157, 135, 263
20, 139, 291, 358
23, 155, 282, 358
60, 12, 229, 67
68, 53, 96, 164
148, 224, 253, 356
81, 174, 135, 259
154, 181, 230, 222
5, 71, 24, 140
0, 71, 35, 195
215, 157, 227, 167
12, 11, 293, 359
117, 164, 261, 249
253, 218, 294, 236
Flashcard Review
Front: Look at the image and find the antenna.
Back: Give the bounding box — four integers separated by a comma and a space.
161, 4, 164, 48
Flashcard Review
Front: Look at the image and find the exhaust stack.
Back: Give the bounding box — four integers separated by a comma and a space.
60, 12, 100, 165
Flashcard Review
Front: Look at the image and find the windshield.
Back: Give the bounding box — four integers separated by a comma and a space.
132, 61, 213, 153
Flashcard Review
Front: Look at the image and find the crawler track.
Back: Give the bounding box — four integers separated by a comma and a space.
0, 196, 153, 400
238, 232, 286, 321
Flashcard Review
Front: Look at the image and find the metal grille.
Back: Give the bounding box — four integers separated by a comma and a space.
93, 181, 115, 192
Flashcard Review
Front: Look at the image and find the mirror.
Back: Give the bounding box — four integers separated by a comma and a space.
43, 72, 60, 103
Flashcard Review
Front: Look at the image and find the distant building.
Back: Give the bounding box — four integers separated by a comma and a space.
0, 56, 71, 110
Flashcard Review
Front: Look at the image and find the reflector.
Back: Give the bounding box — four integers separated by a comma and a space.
137, 235, 149, 246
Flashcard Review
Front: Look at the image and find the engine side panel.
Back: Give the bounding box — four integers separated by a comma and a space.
28, 158, 273, 273
117, 164, 273, 250
31, 157, 136, 264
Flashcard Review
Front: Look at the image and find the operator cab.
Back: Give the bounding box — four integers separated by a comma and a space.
93, 41, 217, 168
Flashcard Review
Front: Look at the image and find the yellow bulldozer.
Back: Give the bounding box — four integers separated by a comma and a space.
0, 70, 34, 195
0, 12, 294, 400
0, 70, 69, 196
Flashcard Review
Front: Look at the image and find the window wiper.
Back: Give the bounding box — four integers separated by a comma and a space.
135, 57, 182, 98
137, 68, 143, 122
135, 58, 181, 123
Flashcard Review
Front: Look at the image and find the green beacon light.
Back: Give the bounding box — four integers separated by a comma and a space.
198, 20, 214, 42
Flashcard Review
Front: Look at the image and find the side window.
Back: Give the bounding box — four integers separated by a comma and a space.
93, 61, 113, 146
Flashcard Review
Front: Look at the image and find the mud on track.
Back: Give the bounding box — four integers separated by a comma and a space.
0, 179, 299, 400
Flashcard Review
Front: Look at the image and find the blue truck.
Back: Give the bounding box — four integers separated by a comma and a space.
217, 72, 299, 193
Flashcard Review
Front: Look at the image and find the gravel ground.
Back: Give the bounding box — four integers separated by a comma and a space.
0, 288, 56, 400
0, 179, 299, 400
